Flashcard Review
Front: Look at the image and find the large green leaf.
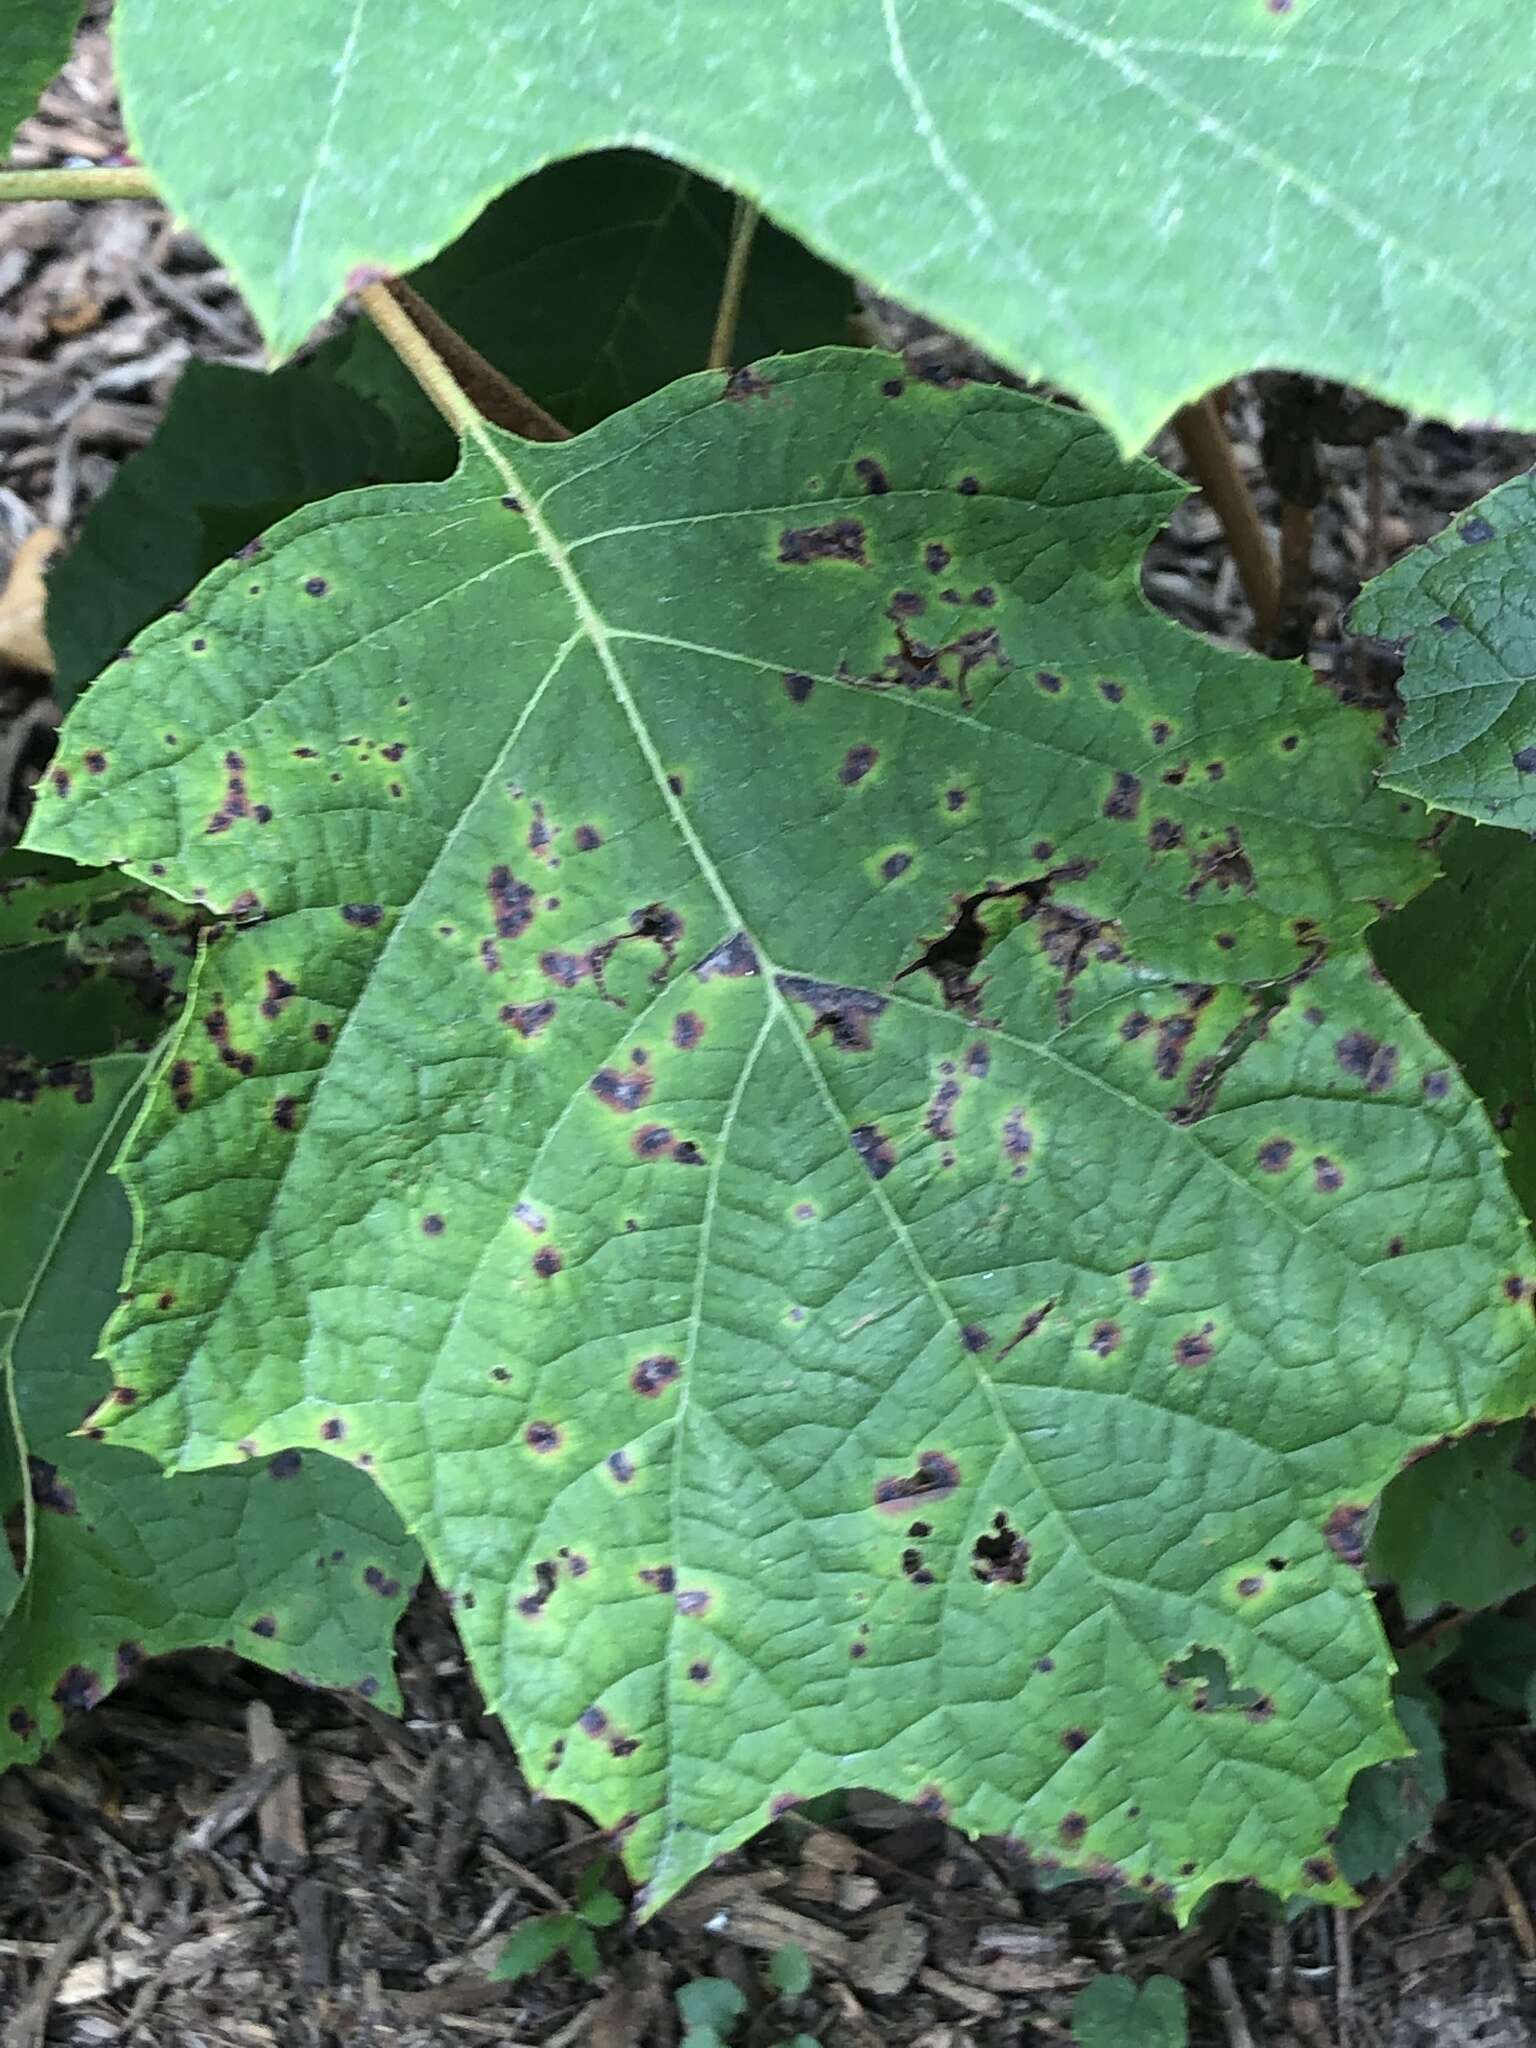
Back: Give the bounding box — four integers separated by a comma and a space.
112, 0, 1536, 447
25, 354, 1535, 1916
0, 0, 84, 151
1352, 473, 1536, 830
48, 152, 848, 703
0, 1050, 424, 1759
1371, 822, 1536, 1218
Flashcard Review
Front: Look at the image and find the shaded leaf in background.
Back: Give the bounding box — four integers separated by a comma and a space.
1352, 472, 1536, 830
0, 847, 202, 1060
0, 1039, 424, 1763
1456, 1614, 1536, 1715
1371, 822, 1536, 1218
113, 0, 1536, 449
1371, 1422, 1536, 1623
0, 0, 84, 152
26, 353, 1536, 1917
49, 152, 849, 701
1332, 1688, 1445, 1889
1071, 1973, 1187, 2048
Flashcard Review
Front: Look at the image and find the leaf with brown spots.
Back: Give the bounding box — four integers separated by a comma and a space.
27, 352, 1534, 1921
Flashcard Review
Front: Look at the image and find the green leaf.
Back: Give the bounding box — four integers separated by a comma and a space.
491, 1913, 580, 1984
1457, 1613, 1536, 1711
768, 1944, 813, 1998
48, 153, 847, 704
1072, 1973, 1187, 2048
1371, 1422, 1536, 1622
677, 1980, 748, 2035
1352, 475, 1536, 829
25, 353, 1535, 1917
0, 0, 83, 152
0, 1043, 423, 1760
1333, 1688, 1445, 1887
1371, 823, 1536, 1217
114, 0, 1536, 447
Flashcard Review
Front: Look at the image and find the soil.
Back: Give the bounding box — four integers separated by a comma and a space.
5, 19, 1536, 2048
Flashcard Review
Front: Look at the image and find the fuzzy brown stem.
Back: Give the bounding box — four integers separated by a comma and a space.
383, 278, 569, 442
1171, 393, 1280, 639
359, 281, 569, 443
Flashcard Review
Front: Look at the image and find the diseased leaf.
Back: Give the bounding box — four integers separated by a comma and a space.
25, 353, 1536, 1917
114, 0, 1536, 447
49, 152, 848, 701
0, 0, 84, 152
1371, 1422, 1536, 1622
1371, 822, 1536, 1218
1352, 473, 1536, 829
0, 1048, 423, 1759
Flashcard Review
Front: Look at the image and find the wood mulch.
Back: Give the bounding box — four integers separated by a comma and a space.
5, 18, 1536, 2048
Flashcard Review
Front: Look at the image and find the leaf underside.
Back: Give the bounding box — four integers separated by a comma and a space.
26, 353, 1536, 1916
112, 0, 1536, 446
1352, 471, 1536, 830
0, 0, 84, 154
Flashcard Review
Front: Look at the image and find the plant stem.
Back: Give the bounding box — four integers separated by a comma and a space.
1170, 392, 1279, 640
384, 279, 569, 442
0, 166, 157, 201
359, 281, 569, 442
707, 196, 761, 370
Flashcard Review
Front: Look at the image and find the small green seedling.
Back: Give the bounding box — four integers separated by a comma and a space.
675, 1969, 818, 2048
491, 1857, 624, 1985
1071, 1971, 1188, 2048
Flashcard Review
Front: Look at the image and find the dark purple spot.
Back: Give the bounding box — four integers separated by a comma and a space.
1323, 1505, 1369, 1568
487, 865, 535, 941
1514, 746, 1536, 775
1237, 1576, 1264, 1598
321, 1418, 345, 1442
672, 1010, 706, 1050
1098, 681, 1124, 705
694, 931, 760, 981
1174, 1323, 1215, 1368
957, 475, 980, 496
1147, 817, 1184, 854
1422, 1069, 1451, 1100
422, 1213, 445, 1236
83, 750, 107, 775
873, 1450, 960, 1511
1313, 1156, 1344, 1194
1059, 1813, 1087, 1845
839, 743, 878, 787
304, 577, 329, 597
779, 518, 868, 566
575, 824, 603, 852
945, 786, 967, 812
1257, 1138, 1294, 1173
881, 851, 912, 881
268, 1449, 302, 1481
632, 1354, 681, 1397
28, 1458, 76, 1515
532, 1246, 563, 1277
972, 1512, 1030, 1585
272, 1095, 298, 1131
525, 1421, 562, 1453
883, 378, 906, 398
1335, 1031, 1398, 1092
782, 670, 815, 704
608, 1450, 635, 1483
1001, 1107, 1033, 1178
960, 1323, 990, 1353
676, 1588, 711, 1616
1102, 770, 1141, 821
250, 1617, 278, 1639
341, 903, 383, 928
850, 1123, 896, 1179
501, 1000, 556, 1039
259, 969, 296, 1019
1036, 670, 1062, 694
52, 1666, 103, 1711
1088, 1321, 1121, 1357
591, 1065, 652, 1113
1460, 515, 1496, 543
854, 457, 889, 495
